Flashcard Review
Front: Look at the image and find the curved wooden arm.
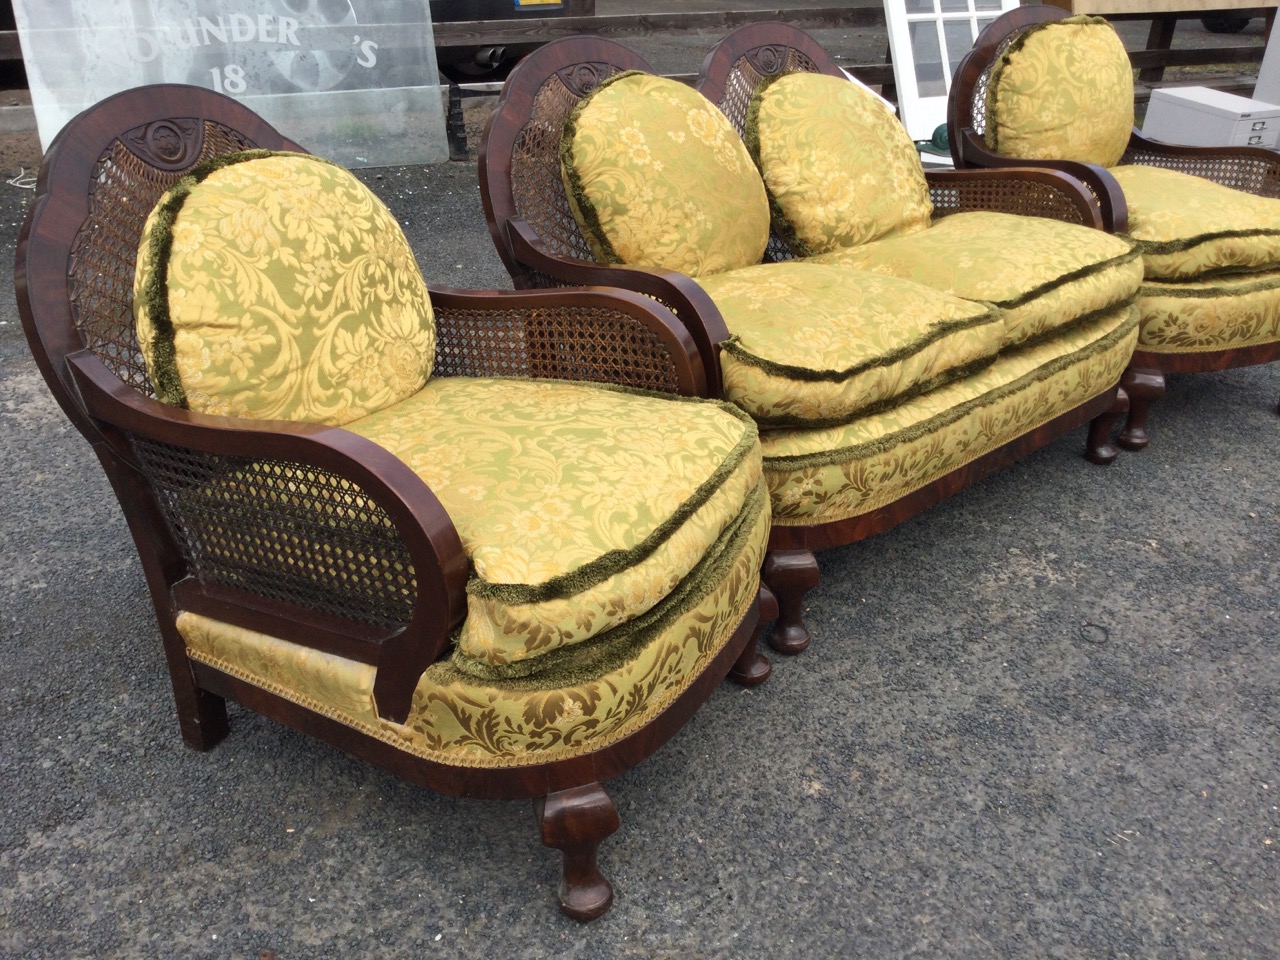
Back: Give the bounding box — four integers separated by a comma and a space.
67, 351, 470, 724
426, 284, 708, 397
925, 166, 1105, 229
950, 130, 1129, 232
504, 218, 731, 396
1124, 130, 1280, 198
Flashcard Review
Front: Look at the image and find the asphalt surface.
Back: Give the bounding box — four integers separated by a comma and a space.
2, 12, 1279, 960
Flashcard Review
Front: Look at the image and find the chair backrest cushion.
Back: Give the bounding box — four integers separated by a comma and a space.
135, 151, 436, 426
746, 71, 933, 256
560, 71, 771, 277
983, 15, 1134, 169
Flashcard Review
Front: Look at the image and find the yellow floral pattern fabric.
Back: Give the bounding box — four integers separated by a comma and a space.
1110, 165, 1280, 281
747, 72, 932, 256
177, 484, 769, 767
984, 16, 1134, 168
560, 71, 770, 277
135, 152, 435, 426
696, 261, 1003, 426
345, 378, 761, 668
1138, 270, 1280, 353
814, 211, 1143, 347
761, 304, 1139, 524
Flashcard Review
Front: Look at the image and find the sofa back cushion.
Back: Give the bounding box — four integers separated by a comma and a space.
983, 15, 1134, 168
746, 71, 933, 256
560, 71, 771, 277
135, 151, 436, 426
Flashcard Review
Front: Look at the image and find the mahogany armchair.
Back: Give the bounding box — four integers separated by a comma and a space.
16, 83, 775, 921
950, 4, 1280, 447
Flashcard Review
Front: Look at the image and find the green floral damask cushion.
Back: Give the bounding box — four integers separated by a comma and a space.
696, 261, 1003, 427
135, 151, 435, 425
560, 71, 771, 277
746, 72, 933, 256
346, 377, 762, 672
814, 210, 1143, 348
984, 16, 1134, 168
1110, 165, 1280, 281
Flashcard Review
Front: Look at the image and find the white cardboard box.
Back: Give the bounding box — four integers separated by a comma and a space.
1142, 86, 1280, 149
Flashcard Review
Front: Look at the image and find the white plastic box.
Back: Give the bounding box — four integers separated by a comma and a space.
1142, 86, 1280, 149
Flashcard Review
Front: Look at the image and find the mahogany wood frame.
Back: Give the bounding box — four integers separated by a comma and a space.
16, 82, 773, 922
949, 4, 1280, 445
478, 31, 1130, 656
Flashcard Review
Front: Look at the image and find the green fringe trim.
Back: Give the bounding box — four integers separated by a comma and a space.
447, 480, 766, 685
1140, 270, 1280, 299
744, 72, 819, 259
985, 15, 1113, 155
718, 301, 1002, 381
466, 395, 759, 605
765, 302, 1139, 471
1135, 227, 1280, 259
984, 246, 1141, 310
559, 70, 649, 267
742, 351, 1001, 430
138, 148, 342, 408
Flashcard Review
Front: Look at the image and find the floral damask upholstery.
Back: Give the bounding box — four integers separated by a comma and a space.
983, 15, 1134, 168
1109, 166, 1280, 281
135, 150, 768, 673
762, 304, 1139, 524
1139, 271, 1280, 354
814, 211, 1143, 348
745, 72, 933, 256
561, 71, 771, 276
699, 261, 1003, 426
136, 151, 436, 426
177, 484, 769, 764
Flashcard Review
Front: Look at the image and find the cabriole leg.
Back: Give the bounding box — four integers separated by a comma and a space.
535, 783, 620, 921
1118, 367, 1166, 451
728, 586, 775, 686
762, 549, 820, 655
1085, 386, 1128, 465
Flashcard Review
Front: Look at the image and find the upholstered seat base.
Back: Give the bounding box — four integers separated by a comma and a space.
1138, 269, 1280, 354
761, 303, 1139, 525
177, 481, 770, 769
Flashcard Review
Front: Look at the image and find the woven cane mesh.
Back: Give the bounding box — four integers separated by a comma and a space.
67, 122, 258, 397
1119, 146, 1280, 199
133, 437, 416, 630
716, 50, 822, 264
511, 71, 627, 274
967, 30, 1021, 139
434, 303, 682, 392
929, 177, 1090, 225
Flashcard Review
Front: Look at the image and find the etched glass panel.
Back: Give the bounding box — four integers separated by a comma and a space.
13, 0, 448, 166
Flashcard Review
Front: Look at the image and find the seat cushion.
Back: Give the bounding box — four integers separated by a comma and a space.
813, 211, 1143, 347
695, 261, 1003, 427
761, 303, 1139, 526
1111, 165, 1280, 281
745, 71, 932, 256
983, 15, 1134, 168
345, 378, 762, 673
175, 477, 771, 766
560, 71, 771, 277
135, 151, 435, 426
1138, 269, 1280, 354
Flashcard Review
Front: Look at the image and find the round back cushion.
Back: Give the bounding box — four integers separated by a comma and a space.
560, 71, 771, 277
134, 151, 436, 426
747, 71, 933, 256
983, 15, 1134, 168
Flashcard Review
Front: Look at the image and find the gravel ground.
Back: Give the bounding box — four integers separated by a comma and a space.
1, 11, 1278, 960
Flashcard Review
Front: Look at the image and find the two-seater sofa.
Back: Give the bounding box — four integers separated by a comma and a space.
479, 30, 1146, 652
17, 84, 777, 921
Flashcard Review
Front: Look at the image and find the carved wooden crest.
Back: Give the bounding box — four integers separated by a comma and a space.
121, 119, 205, 171
745, 44, 790, 78
556, 62, 617, 98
